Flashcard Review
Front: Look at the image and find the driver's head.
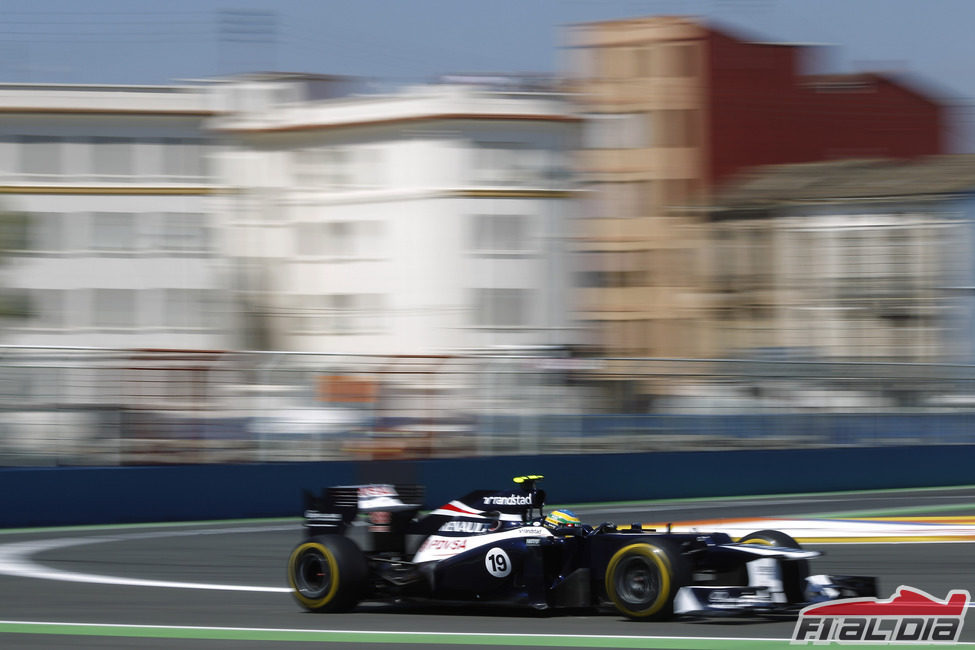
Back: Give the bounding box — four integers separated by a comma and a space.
543, 508, 580, 530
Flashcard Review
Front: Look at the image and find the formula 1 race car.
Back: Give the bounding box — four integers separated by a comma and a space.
287, 476, 876, 619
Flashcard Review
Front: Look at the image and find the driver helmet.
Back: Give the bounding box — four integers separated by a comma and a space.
543, 509, 580, 530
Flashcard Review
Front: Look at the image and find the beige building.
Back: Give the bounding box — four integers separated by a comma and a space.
563, 15, 946, 360
566, 16, 708, 358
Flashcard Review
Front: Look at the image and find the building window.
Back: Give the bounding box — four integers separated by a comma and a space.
29, 212, 63, 252
575, 251, 647, 288
290, 294, 330, 333
160, 138, 206, 179
472, 288, 531, 327
597, 46, 627, 79
0, 211, 30, 252
294, 147, 387, 190
575, 251, 608, 288
586, 182, 643, 219
473, 143, 554, 187
586, 186, 610, 219
91, 212, 137, 252
90, 137, 134, 179
323, 148, 352, 188
474, 143, 563, 187
360, 220, 384, 255
340, 293, 383, 333
637, 46, 654, 78
334, 293, 384, 333
654, 110, 699, 148
19, 136, 62, 177
158, 213, 208, 252
294, 222, 323, 256
294, 220, 383, 258
661, 43, 698, 78
289, 293, 386, 334
163, 289, 213, 328
354, 147, 384, 189
323, 221, 353, 256
471, 215, 529, 252
356, 293, 385, 332
475, 144, 521, 186
653, 248, 692, 287
618, 250, 648, 287
641, 180, 655, 211
33, 289, 67, 328
582, 114, 647, 149
293, 148, 328, 187
93, 289, 136, 328
0, 288, 31, 321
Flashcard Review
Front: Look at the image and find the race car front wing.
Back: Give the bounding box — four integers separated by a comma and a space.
674, 574, 878, 616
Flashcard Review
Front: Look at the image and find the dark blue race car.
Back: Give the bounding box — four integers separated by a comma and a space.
287, 475, 875, 619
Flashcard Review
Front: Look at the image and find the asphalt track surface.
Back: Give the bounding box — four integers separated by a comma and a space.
3, 486, 975, 649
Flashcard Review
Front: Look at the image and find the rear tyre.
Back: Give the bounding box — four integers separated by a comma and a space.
605, 542, 687, 620
288, 535, 368, 612
738, 529, 809, 604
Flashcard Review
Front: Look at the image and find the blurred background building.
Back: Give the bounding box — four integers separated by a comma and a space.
703, 155, 975, 364
210, 74, 581, 355
0, 82, 227, 349
3, 11, 975, 465
564, 16, 947, 359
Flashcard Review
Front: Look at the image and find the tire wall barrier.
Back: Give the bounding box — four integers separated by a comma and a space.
3, 444, 974, 528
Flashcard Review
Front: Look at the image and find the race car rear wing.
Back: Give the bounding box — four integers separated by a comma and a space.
302, 483, 425, 536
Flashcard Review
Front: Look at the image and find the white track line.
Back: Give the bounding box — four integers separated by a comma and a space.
0, 527, 292, 593
0, 620, 798, 643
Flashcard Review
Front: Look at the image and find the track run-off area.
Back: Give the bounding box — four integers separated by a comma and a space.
3, 485, 975, 649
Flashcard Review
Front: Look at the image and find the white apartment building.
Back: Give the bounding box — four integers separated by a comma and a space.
211, 76, 582, 354
0, 82, 229, 349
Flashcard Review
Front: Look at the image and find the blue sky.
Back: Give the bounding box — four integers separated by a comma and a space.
2, 0, 973, 146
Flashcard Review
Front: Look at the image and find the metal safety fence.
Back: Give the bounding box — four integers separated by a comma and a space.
1, 346, 975, 466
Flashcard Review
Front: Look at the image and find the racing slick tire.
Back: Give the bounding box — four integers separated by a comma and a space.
604, 542, 688, 621
738, 529, 809, 604
288, 535, 368, 612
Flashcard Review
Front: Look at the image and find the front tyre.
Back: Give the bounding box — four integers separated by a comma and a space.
738, 529, 809, 604
288, 535, 367, 612
605, 542, 686, 620
738, 529, 801, 549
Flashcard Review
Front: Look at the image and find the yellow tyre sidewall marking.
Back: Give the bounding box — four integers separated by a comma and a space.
739, 536, 774, 546
288, 541, 340, 609
605, 543, 672, 618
